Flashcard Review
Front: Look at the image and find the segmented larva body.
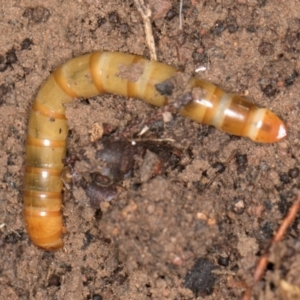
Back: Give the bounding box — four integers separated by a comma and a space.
24, 51, 286, 250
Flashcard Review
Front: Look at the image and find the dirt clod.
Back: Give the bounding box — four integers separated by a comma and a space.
23, 6, 51, 24
184, 258, 217, 296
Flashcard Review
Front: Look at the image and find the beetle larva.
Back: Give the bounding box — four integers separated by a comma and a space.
24, 51, 286, 250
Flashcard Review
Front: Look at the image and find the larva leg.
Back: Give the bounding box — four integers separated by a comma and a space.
24, 51, 286, 250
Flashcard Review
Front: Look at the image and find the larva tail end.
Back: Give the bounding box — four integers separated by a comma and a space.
36, 239, 64, 251
254, 110, 287, 143
24, 209, 64, 251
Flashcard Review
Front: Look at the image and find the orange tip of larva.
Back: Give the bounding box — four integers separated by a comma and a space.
254, 110, 287, 143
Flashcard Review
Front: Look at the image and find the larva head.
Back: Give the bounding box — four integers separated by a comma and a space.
248, 109, 287, 143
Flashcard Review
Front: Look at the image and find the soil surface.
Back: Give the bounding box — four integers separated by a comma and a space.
1, 1, 300, 299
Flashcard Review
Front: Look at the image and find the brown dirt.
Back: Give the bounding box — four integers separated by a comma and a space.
1, 0, 300, 299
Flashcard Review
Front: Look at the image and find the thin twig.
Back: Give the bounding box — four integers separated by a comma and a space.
134, 0, 157, 61
179, 0, 183, 30
242, 193, 300, 300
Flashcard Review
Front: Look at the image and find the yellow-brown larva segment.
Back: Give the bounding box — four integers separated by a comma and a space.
24, 167, 63, 193
24, 205, 63, 250
24, 51, 287, 251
